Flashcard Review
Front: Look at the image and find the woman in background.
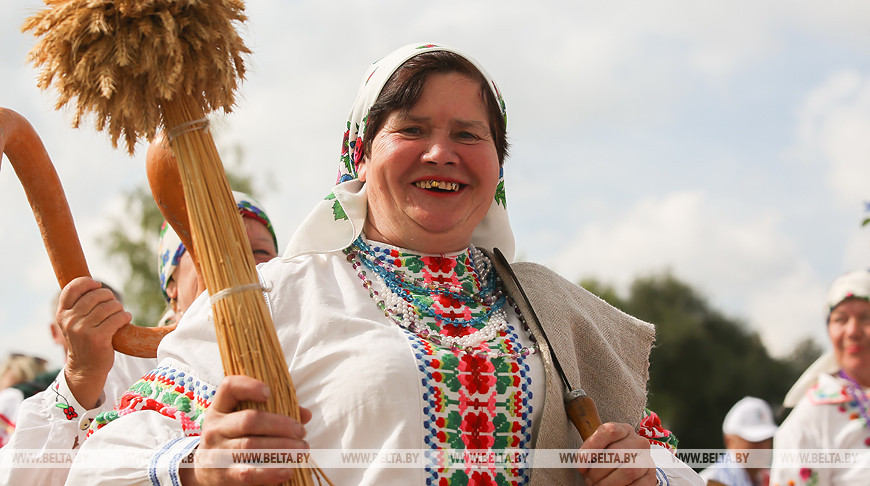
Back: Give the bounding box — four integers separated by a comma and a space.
771, 268, 870, 485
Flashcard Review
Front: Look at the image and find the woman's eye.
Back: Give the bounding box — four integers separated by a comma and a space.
456, 131, 480, 141
253, 248, 276, 259
400, 126, 422, 135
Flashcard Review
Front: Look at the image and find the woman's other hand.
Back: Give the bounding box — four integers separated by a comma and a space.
576, 422, 657, 485
180, 375, 311, 486
58, 276, 131, 409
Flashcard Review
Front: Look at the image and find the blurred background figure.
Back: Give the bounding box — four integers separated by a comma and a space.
1, 189, 279, 483
700, 396, 777, 486
0, 353, 49, 447
0, 284, 122, 449
156, 190, 279, 327
771, 268, 870, 485
0, 354, 47, 391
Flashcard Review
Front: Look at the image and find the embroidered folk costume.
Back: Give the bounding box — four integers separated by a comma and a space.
771, 268, 870, 486
771, 373, 870, 485
65, 44, 700, 486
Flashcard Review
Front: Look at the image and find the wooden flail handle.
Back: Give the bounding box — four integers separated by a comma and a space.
0, 107, 173, 358
145, 133, 203, 287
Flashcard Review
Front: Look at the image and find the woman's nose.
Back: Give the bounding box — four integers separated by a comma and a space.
845, 316, 865, 337
423, 134, 457, 165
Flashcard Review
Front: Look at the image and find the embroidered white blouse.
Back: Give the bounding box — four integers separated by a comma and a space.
56, 246, 700, 485
770, 373, 870, 486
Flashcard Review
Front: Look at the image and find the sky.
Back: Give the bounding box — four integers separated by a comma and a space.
2, 0, 869, 369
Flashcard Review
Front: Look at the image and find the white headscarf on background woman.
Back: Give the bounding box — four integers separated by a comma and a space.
158, 190, 277, 303
283, 43, 515, 262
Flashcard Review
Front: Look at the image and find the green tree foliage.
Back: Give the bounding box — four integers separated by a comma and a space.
99, 144, 259, 327
582, 272, 822, 450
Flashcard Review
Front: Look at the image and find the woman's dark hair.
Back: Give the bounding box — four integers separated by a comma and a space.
364, 50, 509, 164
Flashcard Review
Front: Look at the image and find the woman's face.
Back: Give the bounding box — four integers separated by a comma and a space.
828, 298, 870, 386
165, 218, 276, 318
0, 368, 17, 390
359, 72, 500, 253
244, 217, 278, 264
170, 252, 200, 315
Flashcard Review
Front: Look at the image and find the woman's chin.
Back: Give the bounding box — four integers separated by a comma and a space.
841, 356, 870, 384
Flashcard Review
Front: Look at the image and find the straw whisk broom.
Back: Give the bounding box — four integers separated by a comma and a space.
23, 2, 327, 483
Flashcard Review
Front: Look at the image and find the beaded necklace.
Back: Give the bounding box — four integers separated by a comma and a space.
356, 238, 497, 305
344, 238, 537, 359
839, 370, 870, 431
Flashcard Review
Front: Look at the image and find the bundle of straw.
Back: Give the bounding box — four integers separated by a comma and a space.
23, 0, 249, 154
24, 2, 326, 484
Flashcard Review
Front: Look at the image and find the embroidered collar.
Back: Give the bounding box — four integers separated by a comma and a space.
808, 373, 870, 405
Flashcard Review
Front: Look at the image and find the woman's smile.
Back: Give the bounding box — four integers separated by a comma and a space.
412, 179, 464, 192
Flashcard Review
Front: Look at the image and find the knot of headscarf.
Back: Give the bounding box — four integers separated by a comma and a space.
283, 42, 515, 261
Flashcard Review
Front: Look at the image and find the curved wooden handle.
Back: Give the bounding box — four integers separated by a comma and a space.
146, 134, 197, 269
1, 108, 89, 285
0, 108, 173, 358
144, 134, 206, 300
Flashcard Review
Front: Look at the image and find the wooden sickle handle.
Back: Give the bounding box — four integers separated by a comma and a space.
565, 390, 604, 440
1, 108, 174, 358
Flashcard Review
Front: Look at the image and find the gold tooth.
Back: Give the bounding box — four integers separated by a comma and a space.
416, 180, 460, 191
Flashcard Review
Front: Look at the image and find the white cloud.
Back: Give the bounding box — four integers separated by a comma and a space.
843, 228, 870, 270
747, 266, 830, 357
794, 70, 870, 207
547, 191, 823, 356
788, 0, 870, 47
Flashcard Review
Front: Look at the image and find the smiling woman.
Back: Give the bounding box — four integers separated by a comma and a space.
771, 268, 870, 485
64, 43, 702, 486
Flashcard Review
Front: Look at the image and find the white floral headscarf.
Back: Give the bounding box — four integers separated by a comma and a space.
283, 42, 514, 261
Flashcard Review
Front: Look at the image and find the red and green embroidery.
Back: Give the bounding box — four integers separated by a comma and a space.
338, 119, 366, 184
412, 329, 532, 485
50, 381, 78, 421
637, 409, 678, 452
374, 244, 533, 485
87, 366, 215, 438
0, 412, 15, 447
